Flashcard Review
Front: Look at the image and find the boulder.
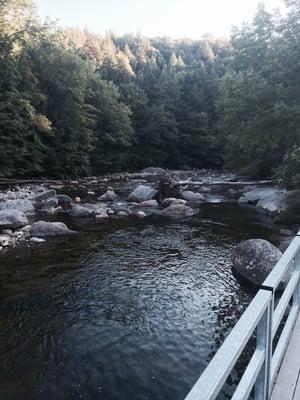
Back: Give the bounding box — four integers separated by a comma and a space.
256, 190, 287, 216
138, 199, 158, 208
242, 187, 279, 204
57, 194, 73, 207
33, 190, 58, 209
232, 239, 282, 287
276, 190, 300, 224
0, 199, 34, 213
162, 198, 186, 207
0, 210, 29, 229
30, 221, 76, 237
162, 204, 194, 218
98, 189, 117, 202
127, 185, 158, 203
181, 191, 205, 202
69, 205, 93, 218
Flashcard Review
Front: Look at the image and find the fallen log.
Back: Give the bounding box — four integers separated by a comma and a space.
173, 180, 277, 187
0, 179, 63, 186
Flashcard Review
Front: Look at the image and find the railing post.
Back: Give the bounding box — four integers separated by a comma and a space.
255, 295, 273, 400
292, 244, 300, 310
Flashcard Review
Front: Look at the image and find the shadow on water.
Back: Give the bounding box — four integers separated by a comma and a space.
0, 203, 277, 399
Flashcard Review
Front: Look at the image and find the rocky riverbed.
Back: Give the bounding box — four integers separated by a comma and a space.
0, 169, 298, 254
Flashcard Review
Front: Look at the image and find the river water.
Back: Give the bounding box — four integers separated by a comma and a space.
0, 201, 277, 400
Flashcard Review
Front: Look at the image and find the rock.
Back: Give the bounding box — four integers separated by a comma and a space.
256, 190, 287, 216
205, 194, 227, 203
162, 198, 186, 207
0, 210, 29, 229
95, 212, 109, 220
0, 199, 34, 213
162, 204, 194, 218
74, 197, 81, 203
118, 211, 129, 217
57, 194, 73, 207
87, 191, 95, 196
30, 221, 76, 237
276, 190, 300, 224
227, 189, 240, 199
69, 205, 93, 218
181, 191, 205, 202
38, 206, 63, 216
158, 173, 181, 200
127, 185, 158, 203
0, 235, 11, 246
138, 200, 158, 208
98, 189, 117, 202
238, 197, 249, 204
242, 187, 279, 204
33, 190, 57, 209
30, 237, 46, 243
136, 211, 146, 218
1, 230, 13, 236
141, 167, 165, 175
232, 239, 282, 287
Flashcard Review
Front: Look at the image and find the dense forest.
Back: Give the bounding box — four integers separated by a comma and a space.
0, 0, 299, 187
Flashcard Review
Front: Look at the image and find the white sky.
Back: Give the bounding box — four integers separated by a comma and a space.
36, 0, 286, 39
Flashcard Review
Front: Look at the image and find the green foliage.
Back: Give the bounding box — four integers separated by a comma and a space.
0, 0, 299, 188
275, 147, 300, 189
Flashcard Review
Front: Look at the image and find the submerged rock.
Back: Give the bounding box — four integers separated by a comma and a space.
162, 204, 194, 218
30, 221, 76, 237
232, 239, 282, 287
127, 185, 157, 203
0, 210, 29, 230
181, 191, 205, 202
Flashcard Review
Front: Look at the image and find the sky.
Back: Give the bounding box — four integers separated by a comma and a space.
36, 0, 286, 39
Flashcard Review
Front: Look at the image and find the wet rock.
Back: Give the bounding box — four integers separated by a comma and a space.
0, 210, 29, 229
162, 204, 194, 218
1, 230, 13, 236
33, 190, 57, 209
181, 191, 205, 202
162, 198, 186, 207
0, 199, 34, 213
57, 194, 73, 207
74, 197, 81, 203
30, 237, 46, 243
232, 239, 282, 287
0, 235, 11, 246
138, 200, 158, 208
30, 221, 76, 237
98, 189, 117, 202
127, 185, 158, 203
135, 211, 146, 218
256, 190, 287, 216
69, 205, 93, 218
241, 187, 279, 204
95, 212, 109, 220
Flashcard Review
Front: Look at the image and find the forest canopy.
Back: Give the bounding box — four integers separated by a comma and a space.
0, 0, 299, 187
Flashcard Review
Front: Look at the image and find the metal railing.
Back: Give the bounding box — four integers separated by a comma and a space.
185, 231, 300, 400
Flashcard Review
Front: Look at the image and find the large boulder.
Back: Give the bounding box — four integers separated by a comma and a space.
30, 221, 76, 237
33, 190, 57, 209
162, 204, 194, 218
98, 189, 117, 202
0, 210, 29, 230
276, 190, 300, 224
127, 185, 157, 203
0, 199, 34, 213
242, 187, 280, 204
181, 191, 205, 202
232, 239, 282, 287
256, 190, 288, 216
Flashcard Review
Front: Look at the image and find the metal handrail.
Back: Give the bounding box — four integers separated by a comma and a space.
185, 232, 300, 400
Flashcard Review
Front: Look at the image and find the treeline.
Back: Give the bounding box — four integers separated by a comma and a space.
0, 0, 299, 187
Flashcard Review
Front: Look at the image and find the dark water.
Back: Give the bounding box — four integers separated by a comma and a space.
0, 203, 277, 400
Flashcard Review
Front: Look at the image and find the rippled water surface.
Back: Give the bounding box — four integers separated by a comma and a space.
0, 203, 277, 400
